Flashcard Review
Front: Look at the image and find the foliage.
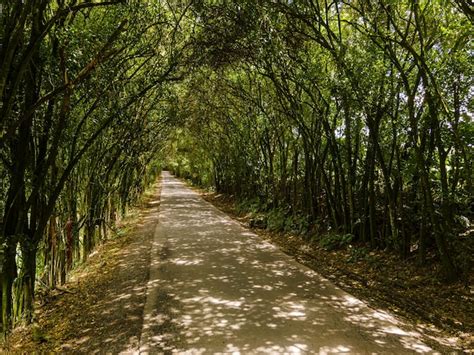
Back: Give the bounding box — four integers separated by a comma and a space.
319, 233, 355, 252
166, 0, 473, 284
0, 0, 196, 335
0, 0, 472, 339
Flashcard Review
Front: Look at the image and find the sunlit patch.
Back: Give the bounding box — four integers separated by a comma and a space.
183, 295, 244, 309
182, 314, 193, 326
273, 302, 307, 320
254, 243, 277, 251
343, 313, 372, 325
303, 269, 317, 277
399, 338, 433, 353
252, 284, 274, 291
381, 326, 418, 337
319, 345, 352, 354
171, 258, 203, 266
241, 232, 255, 237
223, 343, 241, 353
287, 343, 309, 353
75, 336, 91, 345
272, 269, 285, 276
287, 310, 305, 317
342, 295, 362, 306
371, 309, 397, 322
216, 319, 228, 327
255, 344, 286, 353
144, 313, 169, 326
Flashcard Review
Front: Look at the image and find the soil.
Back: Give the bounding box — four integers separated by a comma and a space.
2, 180, 162, 353
199, 191, 474, 353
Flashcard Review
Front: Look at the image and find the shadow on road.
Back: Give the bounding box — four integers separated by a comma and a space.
141, 173, 434, 353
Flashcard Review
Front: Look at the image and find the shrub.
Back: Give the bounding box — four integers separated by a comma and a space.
319, 233, 354, 251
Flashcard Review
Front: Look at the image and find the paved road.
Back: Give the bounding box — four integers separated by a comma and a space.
140, 172, 432, 354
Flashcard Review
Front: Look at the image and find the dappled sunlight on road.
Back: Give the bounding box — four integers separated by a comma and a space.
140, 172, 433, 353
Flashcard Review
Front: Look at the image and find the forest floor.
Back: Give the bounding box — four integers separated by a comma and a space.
2, 180, 162, 352
200, 191, 474, 353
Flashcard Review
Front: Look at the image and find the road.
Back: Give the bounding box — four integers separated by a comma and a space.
140, 171, 432, 353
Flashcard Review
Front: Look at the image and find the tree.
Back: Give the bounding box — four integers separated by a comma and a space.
0, 0, 194, 335
166, 0, 473, 281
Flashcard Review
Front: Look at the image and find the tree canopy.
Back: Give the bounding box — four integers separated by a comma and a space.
0, 0, 472, 337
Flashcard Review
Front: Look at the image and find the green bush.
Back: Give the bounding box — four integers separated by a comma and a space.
319, 233, 354, 251
347, 246, 369, 263
267, 208, 287, 231
236, 197, 261, 214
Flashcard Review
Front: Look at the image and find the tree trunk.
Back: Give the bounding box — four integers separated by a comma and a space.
1, 242, 17, 335
14, 240, 37, 325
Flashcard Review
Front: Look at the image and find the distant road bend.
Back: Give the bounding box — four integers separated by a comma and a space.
140, 171, 433, 353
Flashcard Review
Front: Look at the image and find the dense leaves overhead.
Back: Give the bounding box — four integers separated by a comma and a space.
167, 0, 473, 284
0, 0, 472, 341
